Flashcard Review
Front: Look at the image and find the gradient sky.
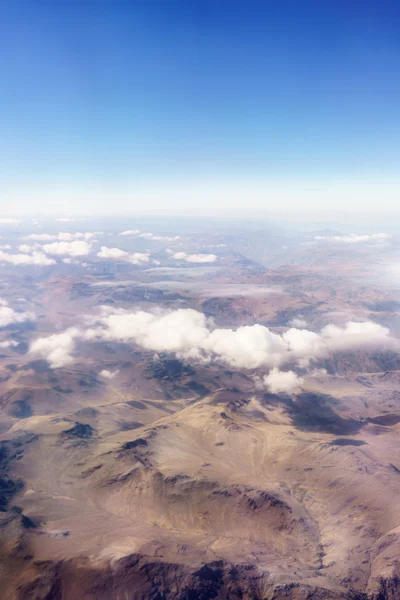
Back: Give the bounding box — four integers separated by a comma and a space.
1, 0, 400, 215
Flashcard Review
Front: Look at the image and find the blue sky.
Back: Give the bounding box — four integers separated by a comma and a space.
1, 0, 400, 215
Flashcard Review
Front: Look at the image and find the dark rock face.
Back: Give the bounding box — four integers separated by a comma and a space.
9, 399, 33, 419
145, 358, 195, 381
4, 555, 398, 600
0, 475, 23, 512
367, 414, 400, 426
121, 438, 148, 450
127, 400, 147, 410
330, 438, 367, 446
21, 513, 37, 529
0, 434, 37, 511
373, 577, 400, 600
62, 422, 95, 439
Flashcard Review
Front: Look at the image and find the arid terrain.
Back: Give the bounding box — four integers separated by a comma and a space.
0, 218, 400, 599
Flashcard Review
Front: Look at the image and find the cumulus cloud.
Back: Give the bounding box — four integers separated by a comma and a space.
173, 252, 217, 263
0, 250, 56, 266
185, 254, 217, 263
56, 217, 75, 222
126, 253, 151, 266
62, 258, 80, 265
18, 244, 35, 253
88, 309, 396, 369
262, 368, 304, 394
309, 367, 328, 378
27, 232, 95, 242
30, 327, 81, 368
99, 369, 119, 379
118, 229, 140, 236
32, 307, 398, 375
139, 232, 180, 241
59, 232, 95, 241
278, 322, 395, 368
0, 340, 18, 348
43, 240, 92, 257
314, 233, 391, 243
0, 244, 12, 250
320, 321, 392, 352
94, 308, 210, 354
97, 246, 150, 265
0, 298, 35, 328
200, 323, 286, 368
97, 246, 128, 259
282, 328, 325, 367
288, 318, 307, 328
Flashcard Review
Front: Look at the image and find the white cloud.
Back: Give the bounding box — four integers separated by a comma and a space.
262, 368, 304, 394
118, 230, 140, 236
18, 244, 35, 253
56, 217, 75, 222
314, 233, 391, 243
321, 321, 393, 352
309, 368, 328, 377
0, 250, 56, 266
30, 327, 81, 368
99, 308, 209, 354
288, 318, 307, 328
0, 340, 18, 348
97, 246, 150, 265
0, 244, 12, 250
185, 254, 217, 263
128, 253, 151, 265
34, 307, 399, 374
173, 252, 217, 263
201, 323, 286, 369
62, 258, 80, 265
43, 240, 92, 257
0, 218, 20, 224
26, 232, 95, 242
282, 328, 325, 367
98, 246, 128, 259
0, 298, 35, 328
99, 369, 119, 379
58, 232, 95, 241
139, 232, 180, 241
91, 310, 397, 369
117, 230, 179, 240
